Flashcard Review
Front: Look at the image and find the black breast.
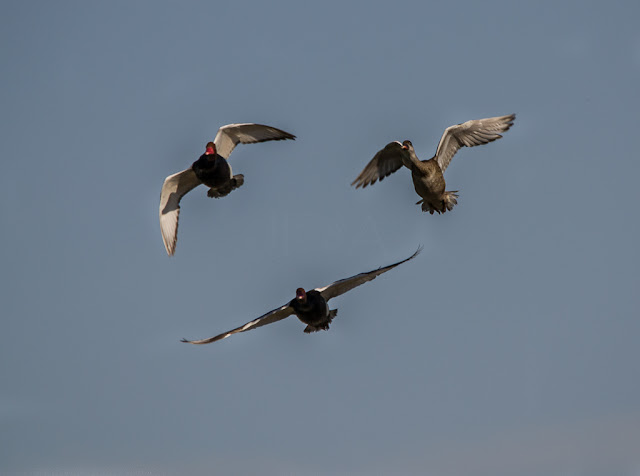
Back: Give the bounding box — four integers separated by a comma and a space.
191, 153, 231, 188
289, 290, 328, 327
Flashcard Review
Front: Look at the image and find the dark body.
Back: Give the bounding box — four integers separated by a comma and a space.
159, 123, 295, 256
289, 290, 335, 333
192, 153, 231, 187
180, 247, 421, 345
191, 153, 242, 198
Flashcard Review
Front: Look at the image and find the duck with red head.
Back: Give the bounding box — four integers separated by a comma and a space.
290, 288, 335, 333
181, 247, 421, 345
191, 141, 238, 198
159, 123, 296, 256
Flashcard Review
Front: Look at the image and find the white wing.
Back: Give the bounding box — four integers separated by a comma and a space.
181, 304, 295, 345
316, 247, 422, 301
159, 168, 201, 256
351, 141, 407, 189
213, 123, 296, 159
434, 114, 515, 172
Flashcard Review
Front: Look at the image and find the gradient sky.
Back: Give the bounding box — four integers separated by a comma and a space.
2, 1, 640, 475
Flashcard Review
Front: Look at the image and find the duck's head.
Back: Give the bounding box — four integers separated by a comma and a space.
401, 140, 413, 151
295, 288, 307, 303
205, 142, 216, 155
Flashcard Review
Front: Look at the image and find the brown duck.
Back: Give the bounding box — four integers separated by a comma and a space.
181, 247, 421, 345
352, 114, 515, 214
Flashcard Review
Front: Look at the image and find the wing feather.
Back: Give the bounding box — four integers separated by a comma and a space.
316, 246, 422, 301
159, 168, 201, 256
213, 123, 296, 159
434, 114, 515, 172
181, 304, 295, 345
351, 141, 407, 189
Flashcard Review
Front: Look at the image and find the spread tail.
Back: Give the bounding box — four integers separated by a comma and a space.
418, 191, 459, 215
303, 309, 338, 334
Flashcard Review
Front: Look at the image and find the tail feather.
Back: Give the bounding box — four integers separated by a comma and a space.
303, 309, 338, 334
443, 191, 458, 211
420, 191, 459, 214
207, 175, 245, 198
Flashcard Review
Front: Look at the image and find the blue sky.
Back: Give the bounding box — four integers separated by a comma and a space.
2, 1, 639, 474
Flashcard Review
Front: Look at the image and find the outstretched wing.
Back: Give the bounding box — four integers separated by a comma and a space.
181, 303, 295, 345
213, 123, 296, 159
316, 246, 422, 301
434, 114, 516, 172
351, 141, 407, 189
159, 168, 201, 256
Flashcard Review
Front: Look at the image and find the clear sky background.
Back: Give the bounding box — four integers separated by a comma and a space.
2, 1, 639, 474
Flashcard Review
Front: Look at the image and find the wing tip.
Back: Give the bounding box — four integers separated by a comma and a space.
503, 113, 516, 128
180, 337, 216, 345
261, 129, 297, 142
351, 176, 380, 189
351, 178, 366, 188
384, 245, 422, 269
394, 245, 422, 267
180, 337, 206, 345
493, 113, 516, 131
161, 231, 177, 256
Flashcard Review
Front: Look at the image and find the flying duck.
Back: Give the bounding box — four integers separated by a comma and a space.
352, 114, 515, 214
181, 247, 421, 344
159, 123, 295, 256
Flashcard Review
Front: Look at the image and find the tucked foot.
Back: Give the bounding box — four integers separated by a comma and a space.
231, 174, 244, 190
207, 183, 234, 198
207, 187, 226, 198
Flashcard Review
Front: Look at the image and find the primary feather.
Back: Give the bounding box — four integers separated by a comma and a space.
214, 123, 296, 159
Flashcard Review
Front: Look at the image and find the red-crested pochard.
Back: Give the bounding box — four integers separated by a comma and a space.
159, 123, 295, 255
181, 247, 421, 344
